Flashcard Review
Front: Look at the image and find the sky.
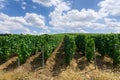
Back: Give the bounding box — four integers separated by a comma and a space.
0, 0, 120, 34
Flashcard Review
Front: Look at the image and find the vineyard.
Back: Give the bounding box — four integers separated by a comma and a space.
0, 33, 120, 80
0, 34, 63, 64
64, 33, 120, 65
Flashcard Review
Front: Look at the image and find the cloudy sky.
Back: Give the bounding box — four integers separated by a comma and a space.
0, 0, 120, 34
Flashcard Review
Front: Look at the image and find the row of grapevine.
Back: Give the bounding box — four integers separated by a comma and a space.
75, 34, 86, 55
0, 34, 63, 64
95, 34, 120, 64
75, 33, 120, 64
85, 36, 95, 61
64, 35, 76, 65
0, 35, 20, 62
0, 35, 44, 63
75, 34, 95, 61
43, 34, 63, 62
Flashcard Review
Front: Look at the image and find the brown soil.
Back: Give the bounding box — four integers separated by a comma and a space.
0, 42, 120, 80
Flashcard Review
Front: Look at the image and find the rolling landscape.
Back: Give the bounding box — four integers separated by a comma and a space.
0, 0, 120, 80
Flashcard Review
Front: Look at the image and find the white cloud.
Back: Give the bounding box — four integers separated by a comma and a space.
65, 9, 100, 22
103, 18, 120, 32
24, 13, 48, 30
0, 13, 49, 34
0, 21, 30, 33
49, 2, 104, 32
32, 0, 61, 7
49, 1, 70, 26
98, 0, 120, 16
1, 0, 120, 34
48, 0, 120, 33
32, 0, 106, 32
0, 13, 30, 34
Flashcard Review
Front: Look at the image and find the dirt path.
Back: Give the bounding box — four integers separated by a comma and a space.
0, 56, 18, 70
46, 41, 67, 75
31, 41, 68, 80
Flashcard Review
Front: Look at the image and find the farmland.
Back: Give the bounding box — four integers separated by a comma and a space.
0, 33, 120, 80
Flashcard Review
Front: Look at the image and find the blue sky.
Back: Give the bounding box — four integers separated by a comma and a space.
0, 0, 120, 34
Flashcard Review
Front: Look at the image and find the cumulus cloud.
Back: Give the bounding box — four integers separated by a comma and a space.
24, 13, 48, 30
49, 1, 70, 26
48, 1, 106, 33
1, 0, 120, 34
0, 13, 49, 34
48, 0, 120, 33
98, 0, 120, 16
103, 18, 120, 32
49, 9, 101, 28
